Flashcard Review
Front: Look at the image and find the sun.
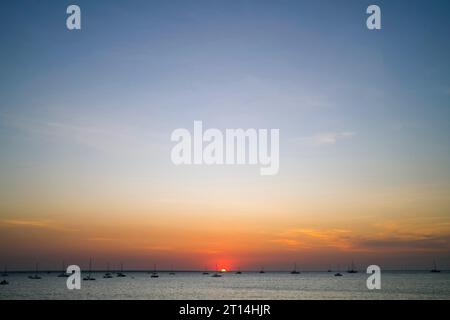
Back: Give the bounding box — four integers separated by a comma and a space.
220, 268, 227, 272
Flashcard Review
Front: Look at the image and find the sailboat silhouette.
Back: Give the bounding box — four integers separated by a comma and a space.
334, 264, 343, 277
202, 265, 209, 275
347, 261, 358, 273
290, 263, 300, 274
430, 260, 441, 273
103, 263, 113, 278
116, 262, 126, 277
57, 261, 69, 277
28, 263, 42, 280
83, 259, 96, 281
212, 264, 222, 277
151, 264, 159, 278
1, 265, 8, 277
0, 265, 9, 284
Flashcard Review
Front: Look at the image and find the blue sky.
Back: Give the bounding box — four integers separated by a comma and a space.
1, 0, 449, 185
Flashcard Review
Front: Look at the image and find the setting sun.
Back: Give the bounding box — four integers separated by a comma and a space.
220, 269, 227, 273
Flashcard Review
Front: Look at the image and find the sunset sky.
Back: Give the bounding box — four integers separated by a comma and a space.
1, 0, 450, 271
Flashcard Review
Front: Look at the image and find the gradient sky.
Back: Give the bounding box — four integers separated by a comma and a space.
1, 0, 450, 271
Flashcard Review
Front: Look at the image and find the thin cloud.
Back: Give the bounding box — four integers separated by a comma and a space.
271, 225, 450, 253
0, 113, 167, 153
358, 235, 450, 251
294, 131, 356, 146
0, 218, 75, 232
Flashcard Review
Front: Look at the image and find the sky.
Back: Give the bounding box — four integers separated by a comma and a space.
0, 0, 450, 271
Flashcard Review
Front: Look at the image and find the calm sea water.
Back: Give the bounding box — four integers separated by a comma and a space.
1, 271, 449, 300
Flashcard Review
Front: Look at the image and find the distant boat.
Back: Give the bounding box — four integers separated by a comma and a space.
116, 262, 126, 277
1, 265, 8, 277
259, 267, 265, 274
28, 263, 42, 280
57, 261, 70, 277
290, 263, 300, 274
334, 264, 343, 276
151, 264, 159, 278
202, 266, 209, 275
83, 259, 96, 281
235, 267, 242, 274
0, 280, 8, 285
347, 261, 358, 274
169, 265, 176, 275
103, 263, 113, 278
430, 260, 441, 273
212, 264, 222, 277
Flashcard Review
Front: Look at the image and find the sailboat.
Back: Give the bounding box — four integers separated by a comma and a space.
334, 264, 343, 277
235, 267, 242, 274
57, 261, 70, 277
211, 264, 222, 277
430, 260, 441, 273
1, 265, 8, 277
103, 263, 113, 278
202, 266, 209, 275
83, 259, 96, 281
28, 263, 42, 279
347, 261, 358, 273
259, 267, 265, 274
290, 263, 300, 274
0, 265, 9, 284
151, 264, 159, 278
169, 265, 175, 275
116, 262, 126, 277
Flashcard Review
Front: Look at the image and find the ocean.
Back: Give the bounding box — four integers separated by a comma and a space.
1, 271, 449, 300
